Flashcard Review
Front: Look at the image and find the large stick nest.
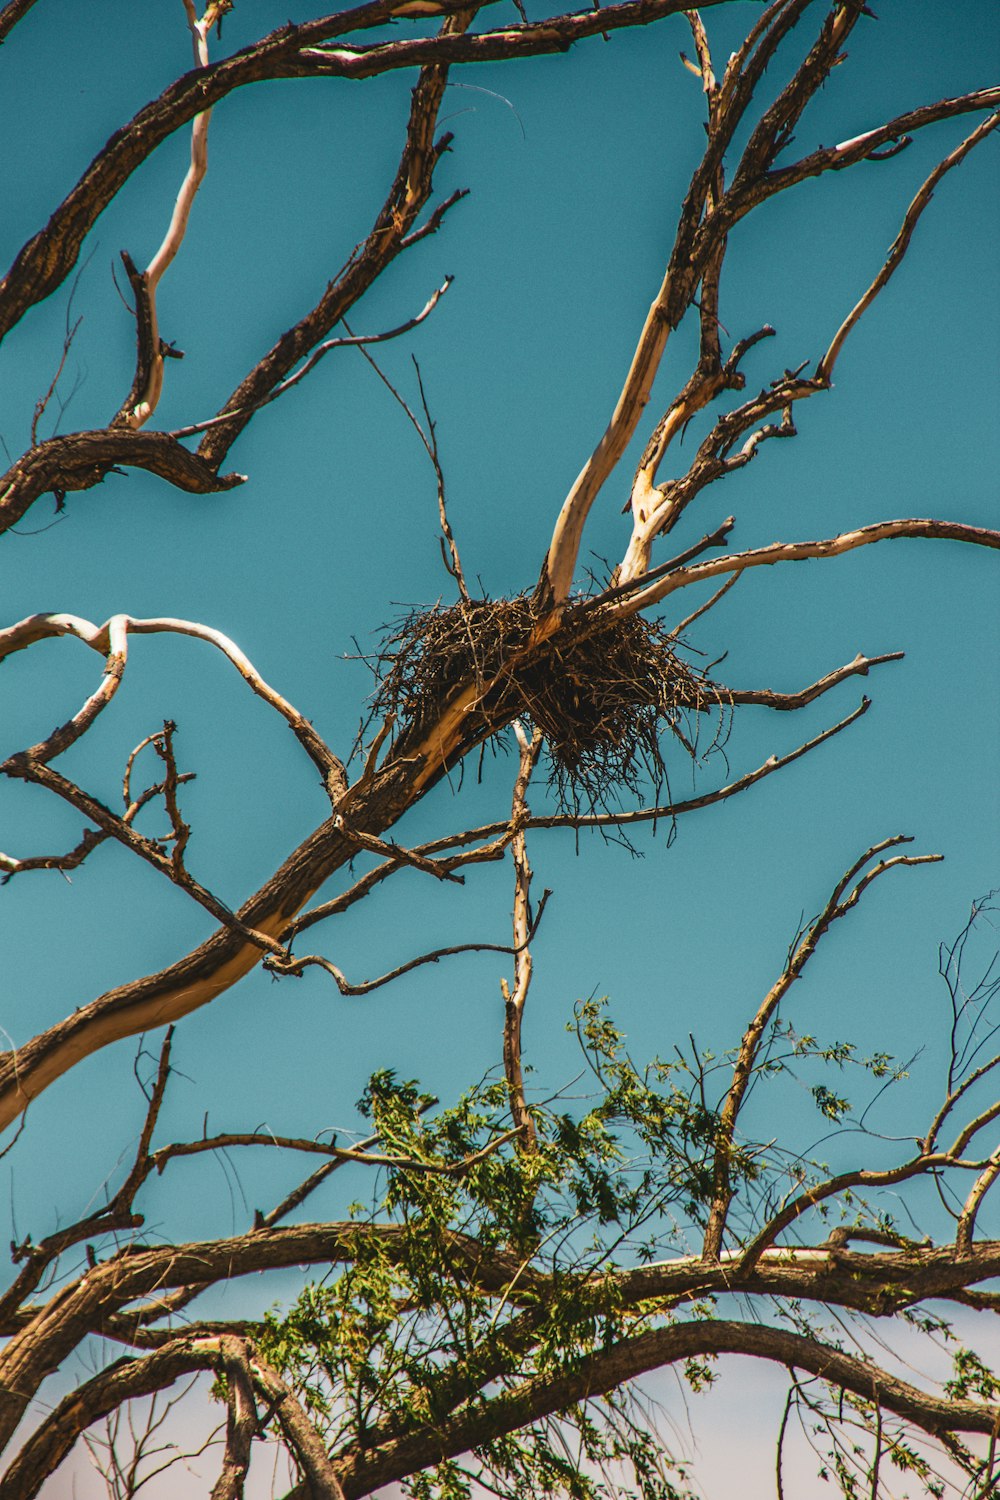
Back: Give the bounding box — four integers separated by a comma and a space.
372, 597, 729, 813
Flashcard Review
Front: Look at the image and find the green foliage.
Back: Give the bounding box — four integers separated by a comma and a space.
253, 998, 965, 1498
945, 1346, 1000, 1402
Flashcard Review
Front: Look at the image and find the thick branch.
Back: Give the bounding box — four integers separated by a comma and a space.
0, 1335, 221, 1500
0, 612, 347, 797
0, 0, 40, 44
0, 430, 243, 534
210, 1338, 257, 1500
250, 1357, 346, 1500
333, 1319, 999, 1496
0, 0, 730, 344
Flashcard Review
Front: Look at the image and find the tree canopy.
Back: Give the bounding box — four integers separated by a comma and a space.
0, 1, 997, 1496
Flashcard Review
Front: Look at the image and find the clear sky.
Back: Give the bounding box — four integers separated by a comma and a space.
0, 1, 997, 1495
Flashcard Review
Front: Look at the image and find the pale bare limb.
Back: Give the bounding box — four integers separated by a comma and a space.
0, 612, 347, 798
620, 519, 1000, 616
116, 2, 224, 430
501, 723, 543, 1152
1, 614, 128, 765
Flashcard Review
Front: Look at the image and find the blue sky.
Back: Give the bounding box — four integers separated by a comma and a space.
0, 1, 998, 1494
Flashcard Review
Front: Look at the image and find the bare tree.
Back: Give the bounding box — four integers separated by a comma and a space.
0, 1, 997, 1496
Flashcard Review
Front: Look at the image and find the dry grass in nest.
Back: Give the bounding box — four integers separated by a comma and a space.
372, 597, 729, 814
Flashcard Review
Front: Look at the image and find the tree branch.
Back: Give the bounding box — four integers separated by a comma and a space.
702, 838, 942, 1261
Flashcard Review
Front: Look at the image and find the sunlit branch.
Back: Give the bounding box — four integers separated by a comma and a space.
0, 611, 347, 797
956, 1145, 1000, 1255
265, 912, 548, 996
115, 3, 224, 430
621, 519, 1000, 615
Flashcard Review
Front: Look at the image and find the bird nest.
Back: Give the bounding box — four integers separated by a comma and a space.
371, 596, 729, 814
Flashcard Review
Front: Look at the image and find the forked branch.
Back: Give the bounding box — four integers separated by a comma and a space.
702, 837, 943, 1261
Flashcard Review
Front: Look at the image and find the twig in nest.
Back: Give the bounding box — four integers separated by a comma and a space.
372, 596, 729, 816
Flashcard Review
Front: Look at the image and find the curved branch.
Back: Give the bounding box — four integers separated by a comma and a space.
622, 519, 1000, 614
701, 838, 942, 1261
957, 1145, 1000, 1255
0, 1334, 220, 1500
0, 430, 244, 534
334, 1319, 999, 1496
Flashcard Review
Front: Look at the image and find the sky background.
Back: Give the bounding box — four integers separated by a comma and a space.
0, 1, 998, 1495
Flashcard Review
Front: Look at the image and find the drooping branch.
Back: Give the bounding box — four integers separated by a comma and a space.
0, 429, 244, 534
0, 612, 347, 797
112, 2, 224, 431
